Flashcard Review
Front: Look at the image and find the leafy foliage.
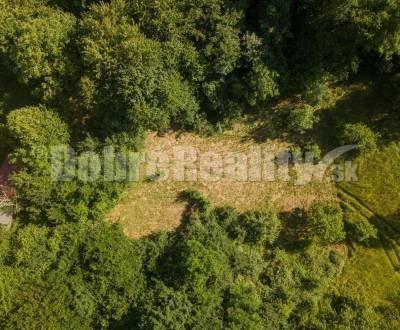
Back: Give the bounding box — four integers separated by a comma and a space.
344, 207, 378, 243
341, 123, 379, 151
235, 210, 281, 246
7, 106, 69, 149
0, 0, 399, 328
0, 1, 76, 101
287, 104, 319, 134
308, 202, 346, 245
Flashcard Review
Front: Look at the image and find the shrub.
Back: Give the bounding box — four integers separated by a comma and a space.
6, 106, 69, 148
290, 142, 321, 165
6, 106, 70, 169
304, 142, 322, 162
344, 209, 378, 243
238, 210, 281, 246
225, 279, 262, 329
329, 250, 344, 266
287, 104, 318, 134
352, 218, 378, 243
308, 202, 346, 245
341, 123, 379, 151
304, 76, 340, 109
214, 206, 238, 231
177, 189, 211, 213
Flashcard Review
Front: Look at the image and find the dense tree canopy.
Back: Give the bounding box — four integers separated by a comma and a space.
0, 0, 76, 101
0, 0, 399, 328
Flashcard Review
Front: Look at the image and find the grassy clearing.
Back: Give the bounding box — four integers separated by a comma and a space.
107, 127, 337, 238
340, 143, 400, 231
325, 77, 400, 308
336, 145, 400, 307
107, 77, 400, 311
338, 242, 400, 306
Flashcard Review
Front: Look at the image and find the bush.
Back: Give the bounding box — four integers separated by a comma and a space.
6, 106, 70, 169
352, 218, 378, 243
6, 106, 69, 148
308, 202, 346, 245
238, 210, 281, 246
304, 78, 338, 109
329, 250, 344, 266
290, 142, 321, 164
344, 209, 378, 243
287, 104, 318, 134
341, 123, 379, 151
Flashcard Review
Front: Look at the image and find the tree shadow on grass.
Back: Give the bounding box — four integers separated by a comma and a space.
277, 208, 312, 251
245, 74, 400, 155
315, 75, 400, 152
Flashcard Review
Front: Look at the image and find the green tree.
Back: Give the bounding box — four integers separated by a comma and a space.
79, 0, 199, 143
225, 279, 263, 330
0, 1, 76, 100
79, 222, 145, 327
6, 106, 69, 169
237, 210, 281, 246
6, 106, 69, 148
308, 202, 346, 245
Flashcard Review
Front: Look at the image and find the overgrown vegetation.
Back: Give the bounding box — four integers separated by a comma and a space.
1, 191, 396, 328
0, 0, 399, 328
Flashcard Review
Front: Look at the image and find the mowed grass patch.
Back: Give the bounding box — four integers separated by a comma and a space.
340, 143, 400, 231
337, 189, 400, 307
107, 128, 337, 238
321, 78, 400, 314
338, 242, 400, 307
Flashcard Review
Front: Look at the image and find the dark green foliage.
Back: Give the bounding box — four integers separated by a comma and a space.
75, 0, 282, 139
78, 0, 201, 140
225, 279, 263, 329
79, 222, 145, 327
0, 0, 399, 328
49, 0, 103, 14
4, 107, 125, 226
0, 0, 76, 101
137, 281, 193, 329
323, 288, 381, 329
0, 190, 388, 328
235, 210, 281, 246
10, 170, 125, 225
289, 0, 400, 89
247, 0, 292, 88
0, 222, 145, 329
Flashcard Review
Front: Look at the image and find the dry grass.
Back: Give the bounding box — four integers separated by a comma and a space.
107, 123, 337, 238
